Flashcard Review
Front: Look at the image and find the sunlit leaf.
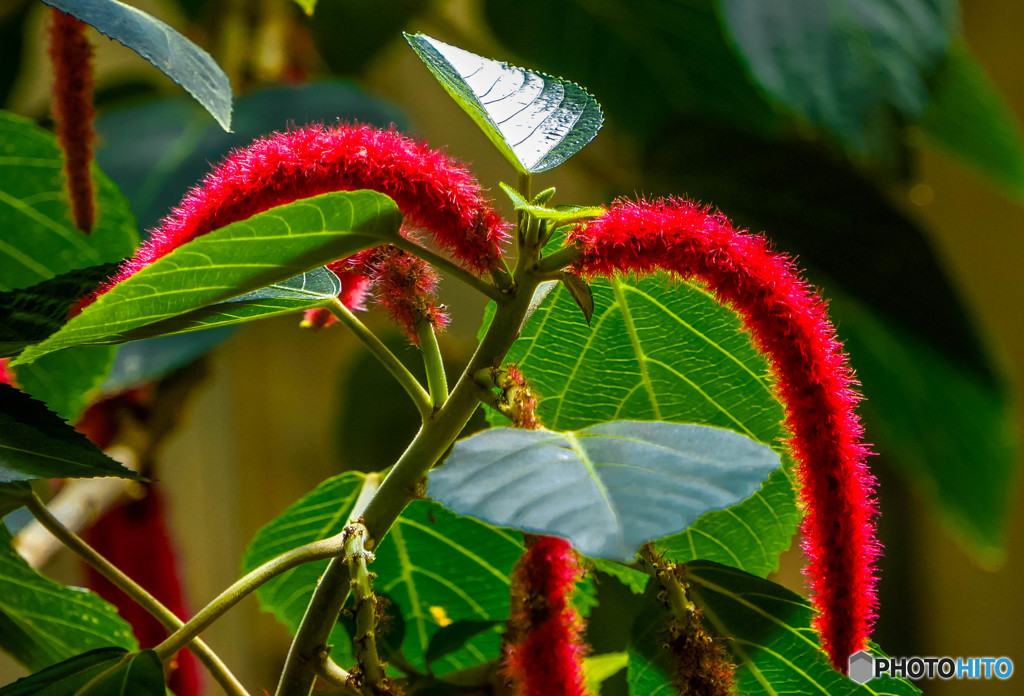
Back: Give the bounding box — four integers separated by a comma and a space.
406, 33, 603, 173
42, 0, 232, 130
14, 191, 401, 365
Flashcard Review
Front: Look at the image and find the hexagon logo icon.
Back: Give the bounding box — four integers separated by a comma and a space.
849, 651, 875, 684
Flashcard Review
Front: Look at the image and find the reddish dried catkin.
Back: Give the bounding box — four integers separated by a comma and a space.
48, 8, 96, 233
570, 197, 880, 672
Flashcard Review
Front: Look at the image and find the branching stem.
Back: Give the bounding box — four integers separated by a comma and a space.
392, 236, 506, 302
25, 492, 251, 696
328, 298, 432, 420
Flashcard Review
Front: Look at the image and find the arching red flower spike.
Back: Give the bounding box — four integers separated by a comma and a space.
503, 535, 591, 696
569, 197, 880, 672
90, 123, 510, 301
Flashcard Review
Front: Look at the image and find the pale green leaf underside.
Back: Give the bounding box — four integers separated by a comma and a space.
14, 191, 400, 365
429, 421, 779, 561
0, 526, 138, 673
0, 112, 138, 293
498, 273, 800, 575
405, 33, 603, 173
242, 473, 523, 674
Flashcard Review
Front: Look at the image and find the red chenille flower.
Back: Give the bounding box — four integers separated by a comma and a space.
90, 123, 510, 302
569, 197, 880, 672
503, 535, 590, 696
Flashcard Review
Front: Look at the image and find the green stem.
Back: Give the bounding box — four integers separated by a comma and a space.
417, 321, 448, 407
275, 268, 543, 696
312, 650, 359, 694
344, 523, 387, 693
328, 298, 432, 420
392, 237, 506, 303
25, 493, 251, 696
534, 243, 583, 274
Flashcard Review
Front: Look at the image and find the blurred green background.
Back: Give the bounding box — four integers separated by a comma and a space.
1, 0, 1022, 693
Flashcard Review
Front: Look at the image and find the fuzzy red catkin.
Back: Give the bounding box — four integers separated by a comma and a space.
48, 8, 96, 233
569, 197, 880, 672
93, 123, 510, 301
503, 535, 591, 696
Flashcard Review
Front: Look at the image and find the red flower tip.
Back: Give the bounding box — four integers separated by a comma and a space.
503, 535, 591, 696
49, 8, 96, 233
569, 197, 880, 671
0, 358, 17, 388
91, 123, 509, 306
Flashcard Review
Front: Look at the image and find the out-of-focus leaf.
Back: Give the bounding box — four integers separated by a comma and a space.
101, 328, 233, 395
495, 274, 800, 576
0, 111, 138, 292
14, 191, 401, 365
406, 33, 603, 174
424, 620, 501, 667
312, 0, 427, 75
430, 421, 779, 561
923, 42, 1024, 204
0, 482, 31, 517
0, 384, 141, 482
12, 346, 116, 422
42, 0, 232, 130
719, 0, 956, 161
585, 652, 628, 693
0, 526, 138, 673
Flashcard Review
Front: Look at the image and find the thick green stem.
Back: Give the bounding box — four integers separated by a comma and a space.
417, 321, 448, 407
535, 243, 582, 275
25, 493, 251, 696
328, 298, 432, 420
275, 270, 542, 696
312, 649, 359, 694
391, 236, 505, 303
344, 523, 387, 693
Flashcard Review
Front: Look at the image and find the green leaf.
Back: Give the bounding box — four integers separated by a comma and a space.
405, 33, 603, 174
585, 652, 628, 693
293, 0, 316, 15
0, 482, 31, 516
429, 421, 779, 561
682, 560, 921, 695
0, 647, 127, 695
0, 526, 138, 673
91, 266, 345, 345
41, 0, 232, 131
719, 0, 956, 160
0, 263, 119, 358
0, 384, 141, 482
834, 294, 1016, 562
424, 620, 502, 668
13, 346, 117, 423
497, 274, 800, 576
923, 42, 1024, 204
243, 473, 523, 674
14, 191, 401, 365
0, 648, 164, 695
0, 111, 138, 292
482, 0, 779, 139
592, 558, 649, 595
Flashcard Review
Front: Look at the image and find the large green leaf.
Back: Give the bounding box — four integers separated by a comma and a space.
405, 33, 603, 174
14, 191, 401, 365
0, 525, 138, 673
498, 274, 799, 576
242, 473, 523, 674
0, 648, 164, 695
0, 111, 138, 293
42, 0, 232, 131
0, 384, 140, 483
429, 421, 779, 561
923, 42, 1024, 204
679, 561, 921, 695
719, 0, 956, 160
